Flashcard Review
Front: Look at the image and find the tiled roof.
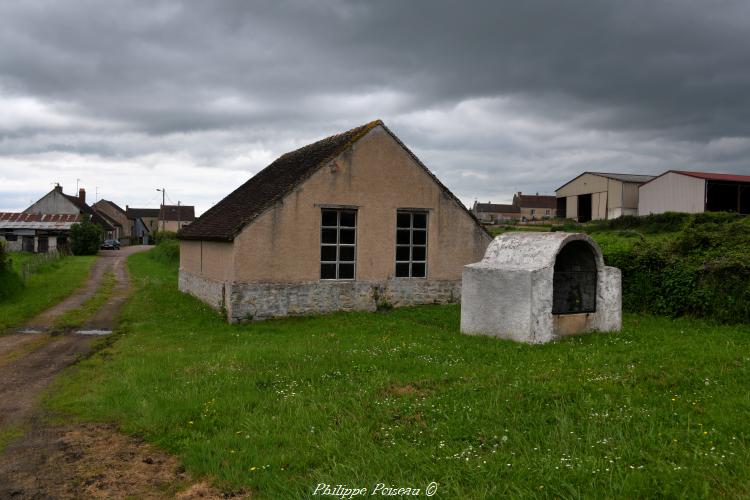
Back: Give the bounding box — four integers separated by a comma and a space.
126, 208, 160, 218
179, 121, 382, 241
161, 205, 195, 221
515, 194, 557, 209
179, 120, 488, 241
61, 193, 114, 231
127, 205, 195, 221
474, 203, 520, 213
97, 199, 127, 215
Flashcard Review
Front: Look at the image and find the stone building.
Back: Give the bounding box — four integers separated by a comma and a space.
92, 199, 131, 244
178, 120, 492, 322
472, 202, 521, 223
127, 205, 195, 243
512, 192, 557, 220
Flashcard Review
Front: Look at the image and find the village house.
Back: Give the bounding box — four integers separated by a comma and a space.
126, 205, 195, 244
556, 172, 656, 221
471, 192, 556, 224
178, 120, 492, 322
0, 185, 114, 252
472, 202, 520, 223
512, 192, 557, 219
92, 199, 131, 244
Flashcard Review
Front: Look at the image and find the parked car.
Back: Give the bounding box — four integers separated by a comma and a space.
101, 239, 120, 250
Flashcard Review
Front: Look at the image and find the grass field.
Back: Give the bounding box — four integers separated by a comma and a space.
47, 251, 750, 498
0, 255, 97, 332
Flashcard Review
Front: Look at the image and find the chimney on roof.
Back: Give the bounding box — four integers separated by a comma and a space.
78, 188, 86, 204
54, 184, 63, 193
518, 192, 522, 197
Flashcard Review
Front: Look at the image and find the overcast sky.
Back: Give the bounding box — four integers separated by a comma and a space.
1, 0, 749, 214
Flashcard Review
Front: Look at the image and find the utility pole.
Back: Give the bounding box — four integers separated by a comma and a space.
177, 200, 181, 230
156, 188, 166, 233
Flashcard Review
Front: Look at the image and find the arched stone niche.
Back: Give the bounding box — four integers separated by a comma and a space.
460, 232, 621, 344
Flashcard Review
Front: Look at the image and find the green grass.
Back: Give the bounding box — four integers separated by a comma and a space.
48, 251, 750, 498
0, 255, 97, 332
53, 272, 116, 331
8, 252, 37, 274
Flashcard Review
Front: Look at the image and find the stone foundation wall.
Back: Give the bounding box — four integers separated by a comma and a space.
179, 269, 226, 311
229, 279, 461, 322
180, 270, 461, 322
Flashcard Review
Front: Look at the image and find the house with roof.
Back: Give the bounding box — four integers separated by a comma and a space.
472, 202, 521, 223
126, 205, 195, 244
639, 170, 750, 215
178, 120, 492, 322
555, 172, 656, 221
512, 192, 557, 219
92, 199, 131, 244
23, 184, 114, 234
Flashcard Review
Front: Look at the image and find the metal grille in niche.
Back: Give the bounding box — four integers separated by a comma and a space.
320, 209, 356, 280
395, 211, 427, 278
552, 240, 597, 314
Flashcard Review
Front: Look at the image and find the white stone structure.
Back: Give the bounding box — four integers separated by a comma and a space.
461, 232, 621, 344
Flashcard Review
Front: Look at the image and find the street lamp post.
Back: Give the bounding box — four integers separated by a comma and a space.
156, 188, 166, 233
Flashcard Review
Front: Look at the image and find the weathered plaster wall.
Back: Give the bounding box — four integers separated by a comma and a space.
24, 190, 79, 215
461, 232, 621, 344
179, 240, 235, 282
231, 126, 490, 283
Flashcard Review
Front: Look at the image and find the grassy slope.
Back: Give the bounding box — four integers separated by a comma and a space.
0, 255, 97, 332
48, 251, 750, 498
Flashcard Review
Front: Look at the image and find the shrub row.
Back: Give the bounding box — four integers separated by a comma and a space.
601, 215, 750, 323
0, 241, 24, 301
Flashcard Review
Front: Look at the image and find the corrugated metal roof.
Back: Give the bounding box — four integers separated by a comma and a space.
587, 172, 657, 183
674, 170, 750, 182
556, 171, 656, 192
0, 212, 80, 230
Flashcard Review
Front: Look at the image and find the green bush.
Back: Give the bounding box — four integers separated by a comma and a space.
600, 214, 750, 323
70, 215, 104, 255
152, 230, 178, 245
589, 212, 692, 233
0, 241, 24, 301
148, 236, 179, 264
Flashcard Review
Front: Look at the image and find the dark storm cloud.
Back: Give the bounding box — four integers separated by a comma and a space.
1, 0, 749, 212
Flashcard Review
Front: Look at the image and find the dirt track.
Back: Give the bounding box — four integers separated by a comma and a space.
0, 246, 229, 498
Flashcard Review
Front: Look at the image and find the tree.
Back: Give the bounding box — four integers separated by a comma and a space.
70, 214, 103, 255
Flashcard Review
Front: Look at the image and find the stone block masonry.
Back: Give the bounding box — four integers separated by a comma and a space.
179, 269, 461, 322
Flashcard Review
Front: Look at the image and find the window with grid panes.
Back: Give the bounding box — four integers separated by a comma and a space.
395, 211, 427, 277
320, 209, 356, 280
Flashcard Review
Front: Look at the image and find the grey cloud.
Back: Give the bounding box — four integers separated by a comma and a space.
1, 0, 749, 213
